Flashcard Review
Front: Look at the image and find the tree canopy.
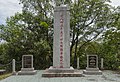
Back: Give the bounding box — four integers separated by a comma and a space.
0, 0, 120, 70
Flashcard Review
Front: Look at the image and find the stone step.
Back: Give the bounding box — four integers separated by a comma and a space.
18, 70, 37, 75
47, 66, 74, 73
42, 72, 84, 77
83, 70, 102, 75
21, 68, 34, 71
86, 68, 99, 71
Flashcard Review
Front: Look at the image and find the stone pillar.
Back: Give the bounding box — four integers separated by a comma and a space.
96, 56, 98, 68
12, 59, 16, 75
101, 58, 103, 69
42, 5, 85, 77
31, 55, 33, 68
87, 55, 89, 68
53, 5, 70, 68
77, 57, 80, 69
22, 56, 23, 68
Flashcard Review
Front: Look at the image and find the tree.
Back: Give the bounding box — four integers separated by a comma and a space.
0, 0, 119, 69
101, 7, 120, 69
19, 0, 114, 68
0, 12, 52, 69
70, 0, 113, 68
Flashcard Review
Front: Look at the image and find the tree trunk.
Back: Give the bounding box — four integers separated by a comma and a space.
73, 33, 78, 68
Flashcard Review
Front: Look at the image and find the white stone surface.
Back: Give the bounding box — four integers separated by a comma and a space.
21, 68, 34, 71
17, 70, 37, 75
47, 66, 74, 73
83, 70, 102, 75
2, 70, 120, 82
53, 5, 70, 68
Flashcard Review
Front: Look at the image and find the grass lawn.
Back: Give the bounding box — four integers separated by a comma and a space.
0, 73, 12, 80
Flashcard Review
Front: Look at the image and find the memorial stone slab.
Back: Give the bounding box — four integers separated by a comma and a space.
83, 55, 102, 75
88, 55, 97, 68
23, 55, 33, 68
18, 55, 37, 75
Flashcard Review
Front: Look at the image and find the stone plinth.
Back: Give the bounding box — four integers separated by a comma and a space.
42, 72, 83, 77
18, 68, 37, 75
42, 67, 83, 77
18, 55, 37, 75
83, 68, 102, 75
83, 55, 102, 75
46, 66, 74, 73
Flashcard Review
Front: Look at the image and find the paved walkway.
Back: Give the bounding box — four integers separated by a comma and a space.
0, 70, 120, 82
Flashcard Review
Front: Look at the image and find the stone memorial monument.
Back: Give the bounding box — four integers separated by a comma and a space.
42, 4, 83, 77
18, 55, 37, 75
83, 55, 102, 75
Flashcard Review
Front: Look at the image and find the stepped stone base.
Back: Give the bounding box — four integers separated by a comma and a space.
48, 66, 74, 73
83, 68, 102, 75
18, 68, 37, 75
42, 66, 83, 77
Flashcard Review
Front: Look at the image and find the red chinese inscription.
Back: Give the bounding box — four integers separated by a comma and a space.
60, 13, 64, 68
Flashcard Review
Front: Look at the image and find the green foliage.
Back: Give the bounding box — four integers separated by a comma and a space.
0, 0, 120, 70
40, 22, 48, 29
70, 0, 113, 68
0, 12, 53, 69
101, 7, 120, 69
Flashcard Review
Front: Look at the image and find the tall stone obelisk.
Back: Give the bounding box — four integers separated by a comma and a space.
53, 5, 70, 68
42, 5, 84, 77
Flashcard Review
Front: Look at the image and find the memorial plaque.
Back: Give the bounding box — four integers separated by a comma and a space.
18, 55, 37, 75
22, 55, 33, 68
88, 56, 97, 68
83, 55, 102, 75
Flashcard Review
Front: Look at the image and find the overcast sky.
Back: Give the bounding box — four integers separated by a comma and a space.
0, 0, 22, 24
0, 0, 120, 25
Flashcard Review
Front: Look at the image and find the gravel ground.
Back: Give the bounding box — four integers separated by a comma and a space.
0, 70, 120, 82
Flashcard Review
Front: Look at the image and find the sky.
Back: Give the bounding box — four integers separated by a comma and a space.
0, 0, 120, 25
0, 0, 22, 24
